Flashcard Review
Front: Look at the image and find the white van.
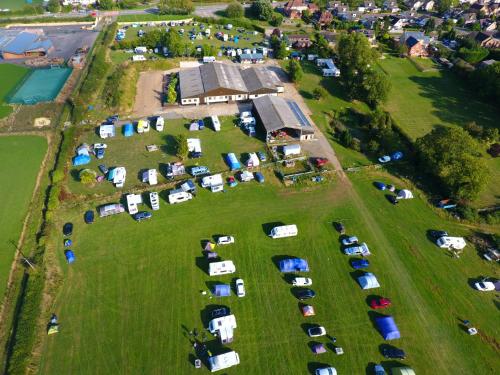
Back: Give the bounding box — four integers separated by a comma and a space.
269, 224, 298, 239
436, 236, 466, 250
168, 190, 193, 204
209, 261, 236, 276
208, 351, 240, 372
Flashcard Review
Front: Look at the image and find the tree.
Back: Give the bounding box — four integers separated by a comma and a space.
458, 46, 489, 64
416, 126, 489, 200
424, 17, 436, 33
270, 13, 283, 27
250, 0, 274, 21
437, 0, 452, 15
313, 87, 327, 99
287, 59, 303, 82
47, 0, 61, 12
311, 33, 331, 58
362, 70, 391, 107
225, 2, 244, 18
158, 0, 194, 15
175, 134, 188, 159
270, 35, 288, 59
98, 0, 114, 10
79, 169, 97, 185
301, 9, 312, 24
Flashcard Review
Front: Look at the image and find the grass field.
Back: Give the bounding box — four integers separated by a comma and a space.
0, 64, 30, 119
39, 163, 499, 374
0, 135, 47, 294
1, 0, 42, 11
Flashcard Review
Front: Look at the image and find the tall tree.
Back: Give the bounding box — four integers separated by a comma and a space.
158, 0, 194, 15
250, 0, 274, 21
287, 59, 303, 82
47, 0, 61, 12
362, 70, 391, 106
225, 2, 244, 18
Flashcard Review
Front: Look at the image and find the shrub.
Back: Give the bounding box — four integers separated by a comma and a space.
175, 134, 188, 159
79, 169, 97, 184
313, 87, 327, 100
225, 2, 244, 18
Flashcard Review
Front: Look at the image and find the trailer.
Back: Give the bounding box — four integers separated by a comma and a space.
436, 236, 466, 250
283, 144, 301, 157
166, 162, 186, 179
168, 190, 193, 204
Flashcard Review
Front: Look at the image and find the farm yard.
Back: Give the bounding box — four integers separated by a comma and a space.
0, 135, 47, 294
0, 64, 30, 119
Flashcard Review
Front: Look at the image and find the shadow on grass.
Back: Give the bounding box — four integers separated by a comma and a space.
70, 169, 80, 182
348, 270, 365, 284
195, 256, 210, 275
200, 304, 231, 328
299, 89, 313, 99
368, 311, 387, 334
161, 134, 178, 156
300, 322, 318, 335
307, 362, 332, 374
262, 222, 285, 236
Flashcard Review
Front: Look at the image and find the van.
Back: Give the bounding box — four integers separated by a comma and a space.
208, 351, 240, 372
168, 190, 193, 204
436, 236, 466, 250
190, 166, 210, 177
269, 224, 298, 239
209, 261, 236, 276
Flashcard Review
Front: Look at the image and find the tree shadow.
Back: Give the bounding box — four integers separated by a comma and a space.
365, 294, 379, 307
365, 362, 379, 375
349, 270, 365, 285
299, 89, 313, 99
262, 222, 285, 236
70, 169, 80, 182
161, 134, 177, 156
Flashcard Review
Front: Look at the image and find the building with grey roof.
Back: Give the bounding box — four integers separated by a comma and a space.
0, 29, 53, 60
179, 62, 283, 105
252, 95, 314, 142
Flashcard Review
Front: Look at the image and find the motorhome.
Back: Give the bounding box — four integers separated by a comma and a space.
269, 225, 298, 239
209, 261, 236, 276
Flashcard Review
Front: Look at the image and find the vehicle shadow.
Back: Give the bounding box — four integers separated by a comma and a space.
307, 362, 332, 375
262, 222, 286, 236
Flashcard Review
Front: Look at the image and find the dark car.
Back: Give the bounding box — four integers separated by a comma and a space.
296, 288, 316, 301
351, 259, 370, 269
190, 151, 203, 159
429, 230, 448, 240
95, 148, 105, 159
210, 307, 230, 319
133, 211, 152, 222
84, 210, 95, 224
382, 346, 406, 359
107, 115, 119, 123
98, 164, 108, 174
334, 222, 345, 234
63, 222, 73, 236
387, 195, 399, 205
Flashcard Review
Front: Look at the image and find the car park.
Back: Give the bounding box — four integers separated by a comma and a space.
63, 222, 73, 236
307, 325, 326, 337
235, 279, 245, 297
342, 236, 358, 246
217, 236, 235, 245
382, 346, 406, 359
84, 210, 94, 224
315, 367, 337, 375
296, 288, 316, 300
292, 277, 312, 286
370, 297, 392, 309
133, 211, 152, 222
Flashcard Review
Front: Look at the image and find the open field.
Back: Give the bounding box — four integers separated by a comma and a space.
1, 0, 42, 11
68, 116, 267, 196
0, 64, 29, 119
39, 162, 499, 374
379, 56, 499, 140
0, 135, 47, 294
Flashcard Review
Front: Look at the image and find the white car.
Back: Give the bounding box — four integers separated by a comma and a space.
307, 326, 326, 337
235, 279, 245, 297
292, 277, 312, 286
217, 236, 235, 245
316, 367, 337, 375
342, 236, 358, 246
378, 155, 390, 163
474, 281, 495, 291
93, 143, 107, 149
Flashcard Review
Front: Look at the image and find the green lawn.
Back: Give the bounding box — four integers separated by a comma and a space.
39, 162, 499, 374
1, 0, 42, 11
0, 135, 47, 294
0, 64, 30, 119
379, 56, 499, 140
68, 117, 268, 196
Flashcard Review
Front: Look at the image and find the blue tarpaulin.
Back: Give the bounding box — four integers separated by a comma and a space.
226, 153, 241, 170
212, 284, 231, 297
279, 258, 309, 273
72, 154, 91, 166
376, 315, 401, 340
123, 123, 134, 137
65, 250, 75, 264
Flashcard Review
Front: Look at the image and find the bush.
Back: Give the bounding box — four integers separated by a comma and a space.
175, 134, 188, 159
367, 139, 380, 153
458, 46, 489, 64
79, 169, 97, 184
287, 60, 303, 83
312, 87, 327, 100
225, 2, 243, 18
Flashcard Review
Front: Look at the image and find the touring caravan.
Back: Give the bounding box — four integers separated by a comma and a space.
209, 261, 236, 276
98, 203, 125, 217
208, 314, 237, 344
126, 193, 142, 215
269, 225, 298, 239
211, 115, 221, 131
208, 351, 240, 372
436, 236, 466, 250
201, 174, 224, 192
168, 190, 193, 204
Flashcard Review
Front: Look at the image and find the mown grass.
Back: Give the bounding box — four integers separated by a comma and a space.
117, 14, 193, 23
0, 64, 29, 119
0, 135, 47, 294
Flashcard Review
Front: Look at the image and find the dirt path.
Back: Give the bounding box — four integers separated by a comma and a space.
133, 69, 178, 117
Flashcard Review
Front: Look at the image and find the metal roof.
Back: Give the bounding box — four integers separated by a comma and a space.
253, 96, 303, 133
179, 67, 204, 99
0, 31, 52, 55
241, 67, 281, 93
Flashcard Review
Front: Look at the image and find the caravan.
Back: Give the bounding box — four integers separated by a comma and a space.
211, 115, 221, 131
209, 261, 236, 276
126, 194, 142, 215
436, 236, 466, 250
269, 225, 298, 239
149, 192, 160, 210
208, 351, 240, 372
142, 169, 158, 185
155, 116, 164, 131
208, 314, 237, 344
201, 174, 224, 192
168, 189, 193, 204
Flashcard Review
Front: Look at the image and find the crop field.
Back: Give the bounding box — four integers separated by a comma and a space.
68, 116, 267, 196
0, 135, 47, 293
0, 64, 30, 119
39, 120, 499, 374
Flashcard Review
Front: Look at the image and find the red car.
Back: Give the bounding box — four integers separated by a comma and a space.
370, 297, 392, 309
313, 158, 329, 167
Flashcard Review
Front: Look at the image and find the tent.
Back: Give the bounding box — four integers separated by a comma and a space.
301, 305, 315, 317
72, 154, 91, 166
358, 272, 380, 289
311, 343, 326, 354
65, 250, 75, 264
204, 241, 215, 251
279, 258, 309, 273
375, 315, 401, 340
123, 123, 134, 137
226, 153, 241, 170
397, 189, 414, 199
392, 367, 415, 375
64, 239, 72, 247
189, 122, 199, 131
212, 284, 231, 297
76, 144, 90, 156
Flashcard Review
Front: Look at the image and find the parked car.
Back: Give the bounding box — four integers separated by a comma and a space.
429, 230, 448, 240
474, 281, 496, 291
217, 236, 235, 245
292, 277, 312, 286
98, 164, 108, 174
63, 222, 73, 236
351, 259, 370, 269
254, 172, 265, 183
374, 182, 386, 190
382, 346, 406, 359
133, 211, 152, 222
370, 297, 392, 309
307, 325, 326, 337
296, 288, 316, 300
210, 306, 230, 319
93, 143, 107, 149
235, 278, 245, 297
378, 155, 391, 163
483, 248, 500, 262
387, 195, 398, 205
190, 151, 203, 158
84, 210, 94, 224
257, 151, 267, 162
334, 222, 345, 234
315, 367, 337, 375
342, 236, 358, 246
95, 148, 105, 159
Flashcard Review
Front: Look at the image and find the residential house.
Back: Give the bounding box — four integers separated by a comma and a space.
479, 18, 497, 32
389, 15, 408, 31
461, 11, 478, 25
338, 10, 361, 21
423, 0, 435, 11
284, 0, 308, 19
400, 31, 431, 56
406, 0, 424, 10
316, 11, 334, 26
363, 1, 380, 12
383, 0, 400, 13
470, 2, 491, 15
320, 31, 338, 47
287, 34, 313, 49
307, 3, 320, 14
470, 31, 500, 48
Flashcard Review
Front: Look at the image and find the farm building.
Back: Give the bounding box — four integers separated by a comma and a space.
0, 30, 53, 60
178, 63, 283, 105
252, 95, 315, 142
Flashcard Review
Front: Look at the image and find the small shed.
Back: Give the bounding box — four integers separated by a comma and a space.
358, 272, 380, 289
123, 123, 134, 137
212, 284, 231, 297
397, 189, 414, 199
65, 250, 75, 264
375, 315, 401, 340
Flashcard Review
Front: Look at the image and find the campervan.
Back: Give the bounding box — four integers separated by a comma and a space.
168, 190, 193, 204
209, 261, 236, 276
269, 225, 298, 239
436, 236, 466, 250
208, 351, 240, 372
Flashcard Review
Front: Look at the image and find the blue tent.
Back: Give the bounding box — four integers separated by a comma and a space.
72, 154, 91, 166
391, 151, 403, 160
376, 315, 401, 340
279, 258, 309, 273
123, 123, 134, 137
197, 119, 205, 130
65, 250, 75, 264
374, 182, 386, 190
212, 284, 231, 297
226, 153, 241, 170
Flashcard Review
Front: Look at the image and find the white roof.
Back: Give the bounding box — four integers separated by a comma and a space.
202, 174, 223, 187
187, 138, 202, 152
397, 189, 413, 199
